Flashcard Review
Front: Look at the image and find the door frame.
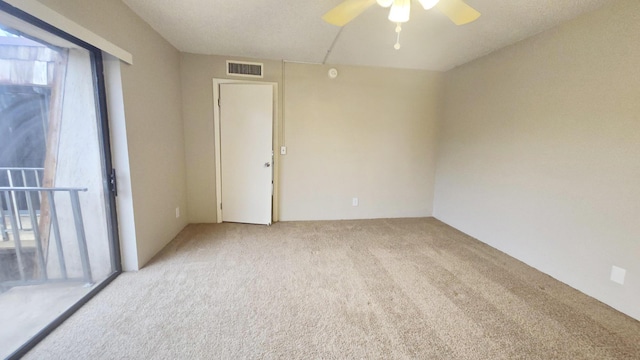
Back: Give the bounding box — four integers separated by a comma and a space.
212, 78, 279, 224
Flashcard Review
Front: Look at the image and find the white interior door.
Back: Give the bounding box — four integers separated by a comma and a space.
220, 83, 273, 225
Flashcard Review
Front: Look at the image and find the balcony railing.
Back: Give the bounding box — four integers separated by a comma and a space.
0, 168, 92, 290
1, 167, 44, 232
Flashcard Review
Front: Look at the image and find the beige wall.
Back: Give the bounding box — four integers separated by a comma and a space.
181, 55, 443, 222
435, 0, 640, 320
35, 0, 188, 268
180, 54, 283, 223
281, 63, 442, 220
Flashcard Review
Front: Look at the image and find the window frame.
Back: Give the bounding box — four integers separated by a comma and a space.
0, 2, 122, 358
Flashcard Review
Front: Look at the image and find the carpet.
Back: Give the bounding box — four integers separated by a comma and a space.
24, 218, 640, 359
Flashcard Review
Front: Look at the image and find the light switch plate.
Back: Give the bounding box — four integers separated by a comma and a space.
280, 146, 287, 155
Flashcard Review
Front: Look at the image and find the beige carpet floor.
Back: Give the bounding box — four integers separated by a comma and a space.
25, 218, 640, 359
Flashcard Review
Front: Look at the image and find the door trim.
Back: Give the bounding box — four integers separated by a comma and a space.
213, 78, 279, 224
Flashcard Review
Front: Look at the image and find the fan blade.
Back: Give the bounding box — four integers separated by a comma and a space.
322, 0, 377, 27
436, 0, 481, 25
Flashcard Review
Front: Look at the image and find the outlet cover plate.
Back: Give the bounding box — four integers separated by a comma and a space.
610, 266, 626, 285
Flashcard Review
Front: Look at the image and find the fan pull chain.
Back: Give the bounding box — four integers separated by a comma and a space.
394, 23, 402, 50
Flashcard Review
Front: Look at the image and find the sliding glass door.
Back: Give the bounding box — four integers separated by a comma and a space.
0, 3, 120, 358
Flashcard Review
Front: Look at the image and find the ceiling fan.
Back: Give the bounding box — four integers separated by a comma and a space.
322, 0, 481, 49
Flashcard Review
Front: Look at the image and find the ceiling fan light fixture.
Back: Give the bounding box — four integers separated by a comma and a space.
321, 0, 482, 50
388, 0, 410, 23
376, 0, 394, 8
418, 0, 440, 10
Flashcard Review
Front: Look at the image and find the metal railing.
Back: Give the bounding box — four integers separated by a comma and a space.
0, 186, 92, 288
0, 167, 44, 233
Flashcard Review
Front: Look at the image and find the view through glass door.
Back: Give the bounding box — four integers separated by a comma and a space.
0, 5, 120, 358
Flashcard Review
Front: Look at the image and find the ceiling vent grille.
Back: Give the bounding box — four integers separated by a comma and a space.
227, 60, 263, 78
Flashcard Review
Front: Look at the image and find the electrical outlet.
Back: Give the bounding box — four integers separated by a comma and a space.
352, 197, 359, 206
611, 266, 626, 285
175, 207, 180, 218
280, 146, 287, 155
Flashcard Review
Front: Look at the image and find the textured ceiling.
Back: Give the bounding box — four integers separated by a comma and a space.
121, 0, 614, 71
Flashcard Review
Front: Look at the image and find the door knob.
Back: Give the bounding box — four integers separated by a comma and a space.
264, 162, 271, 167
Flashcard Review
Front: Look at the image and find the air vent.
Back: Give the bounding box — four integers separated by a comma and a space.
227, 60, 263, 78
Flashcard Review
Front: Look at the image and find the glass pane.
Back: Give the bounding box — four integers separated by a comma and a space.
0, 10, 117, 358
